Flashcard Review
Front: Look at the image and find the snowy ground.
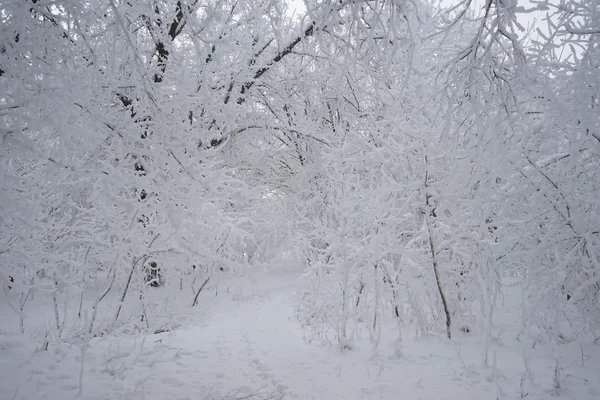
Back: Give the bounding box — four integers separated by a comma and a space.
1, 268, 599, 400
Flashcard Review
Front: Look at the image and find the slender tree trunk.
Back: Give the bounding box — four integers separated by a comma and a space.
19, 295, 25, 334
89, 267, 116, 334
192, 277, 210, 307
338, 213, 351, 349
114, 255, 143, 323
78, 246, 91, 320
52, 273, 61, 336
424, 155, 452, 339
19, 283, 32, 334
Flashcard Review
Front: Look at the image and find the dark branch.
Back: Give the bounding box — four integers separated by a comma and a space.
239, 22, 316, 99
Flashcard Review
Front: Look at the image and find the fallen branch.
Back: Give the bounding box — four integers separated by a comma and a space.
192, 277, 211, 307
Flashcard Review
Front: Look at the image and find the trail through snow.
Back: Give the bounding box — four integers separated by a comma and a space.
1, 269, 599, 399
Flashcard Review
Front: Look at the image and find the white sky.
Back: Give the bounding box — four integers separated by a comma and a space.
286, 0, 554, 41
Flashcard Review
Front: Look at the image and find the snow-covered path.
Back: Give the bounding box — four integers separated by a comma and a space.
1, 270, 599, 400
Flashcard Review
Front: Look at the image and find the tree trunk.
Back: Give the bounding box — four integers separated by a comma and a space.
424, 155, 452, 339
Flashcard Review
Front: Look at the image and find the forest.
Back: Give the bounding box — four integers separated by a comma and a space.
1, 0, 599, 399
